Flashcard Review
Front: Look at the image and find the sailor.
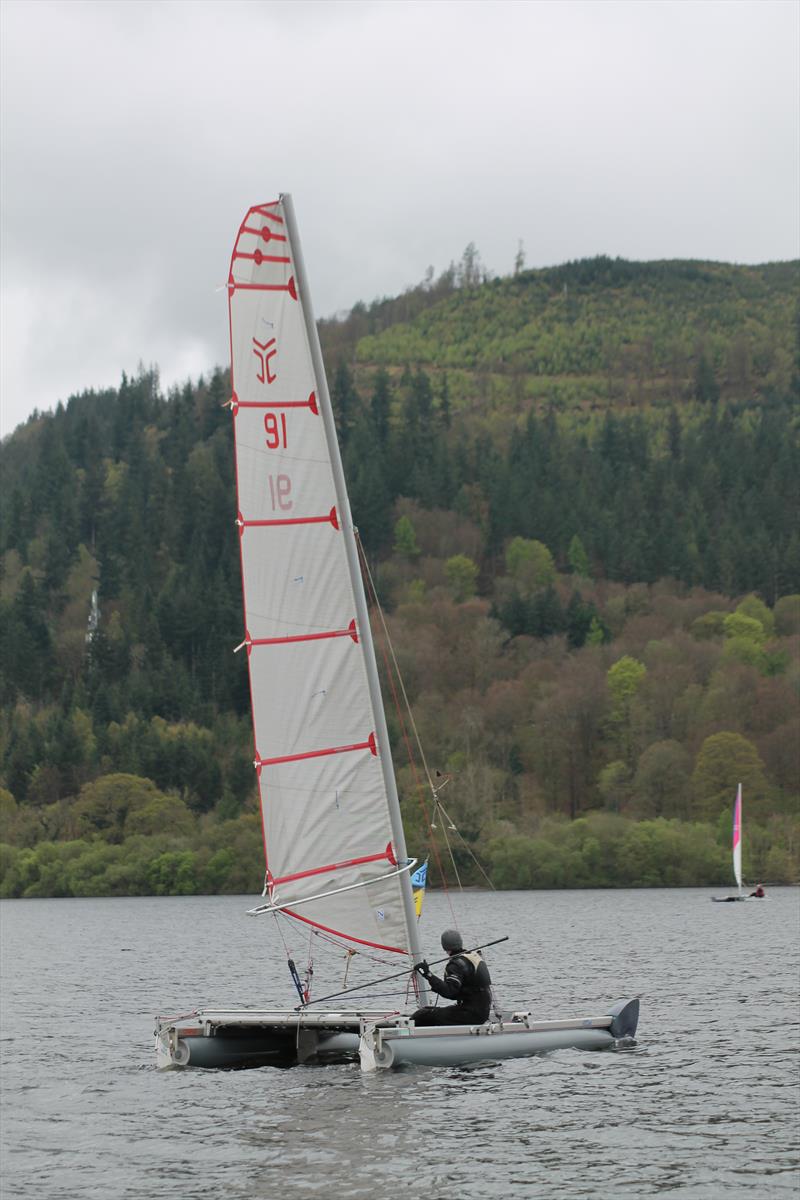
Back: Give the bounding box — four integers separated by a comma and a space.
411, 929, 492, 1026
750, 883, 766, 898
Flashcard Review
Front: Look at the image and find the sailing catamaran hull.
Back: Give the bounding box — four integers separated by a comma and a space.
155, 999, 639, 1071
363, 1026, 616, 1069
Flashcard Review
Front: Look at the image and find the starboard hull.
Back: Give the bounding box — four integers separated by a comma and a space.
155, 999, 639, 1072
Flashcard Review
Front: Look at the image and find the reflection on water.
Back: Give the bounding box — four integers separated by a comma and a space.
1, 889, 798, 1198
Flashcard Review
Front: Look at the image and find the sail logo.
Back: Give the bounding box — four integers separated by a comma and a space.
252, 336, 278, 384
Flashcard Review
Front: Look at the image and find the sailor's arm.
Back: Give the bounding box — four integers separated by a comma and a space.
427, 957, 470, 1000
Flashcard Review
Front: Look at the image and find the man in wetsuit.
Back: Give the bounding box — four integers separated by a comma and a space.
411, 929, 493, 1026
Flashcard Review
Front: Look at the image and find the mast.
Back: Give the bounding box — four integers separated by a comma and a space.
280, 195, 428, 1000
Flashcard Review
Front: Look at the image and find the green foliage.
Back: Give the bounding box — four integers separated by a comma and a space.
585, 616, 608, 646
721, 636, 768, 671
607, 656, 647, 715
146, 850, 198, 896
0, 788, 17, 830
694, 351, 720, 404
486, 813, 734, 888
566, 591, 605, 649
125, 792, 194, 838
505, 538, 556, 591
774, 594, 800, 636
597, 761, 632, 813
0, 268, 798, 897
393, 515, 420, 559
691, 611, 728, 640
723, 612, 766, 644
72, 773, 174, 843
692, 733, 769, 822
0, 810, 267, 898
444, 555, 479, 602
568, 535, 590, 579
607, 655, 647, 764
735, 594, 775, 638
349, 258, 797, 408
632, 740, 692, 818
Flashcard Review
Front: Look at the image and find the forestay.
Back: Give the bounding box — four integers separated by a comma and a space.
227, 197, 416, 959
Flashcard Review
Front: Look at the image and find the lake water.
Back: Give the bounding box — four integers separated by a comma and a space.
1, 888, 798, 1199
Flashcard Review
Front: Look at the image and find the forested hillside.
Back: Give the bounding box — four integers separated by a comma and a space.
324, 255, 798, 411
1, 257, 798, 897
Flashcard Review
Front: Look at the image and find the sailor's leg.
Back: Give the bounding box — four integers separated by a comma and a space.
435, 1005, 484, 1025
411, 1006, 446, 1026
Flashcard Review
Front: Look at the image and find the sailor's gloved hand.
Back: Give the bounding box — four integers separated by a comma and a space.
414, 960, 431, 979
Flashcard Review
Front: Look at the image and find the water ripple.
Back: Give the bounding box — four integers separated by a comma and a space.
1, 888, 798, 1199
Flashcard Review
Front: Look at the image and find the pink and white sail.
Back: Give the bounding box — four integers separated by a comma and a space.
732, 783, 742, 894
227, 198, 414, 958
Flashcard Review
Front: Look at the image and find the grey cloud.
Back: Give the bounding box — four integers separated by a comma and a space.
1, 0, 798, 434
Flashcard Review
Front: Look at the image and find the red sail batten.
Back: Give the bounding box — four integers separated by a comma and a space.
242, 224, 286, 242
271, 845, 396, 887
252, 206, 285, 224
228, 277, 298, 300
233, 251, 291, 266
230, 390, 317, 414
256, 734, 377, 769
237, 507, 338, 533
246, 620, 358, 651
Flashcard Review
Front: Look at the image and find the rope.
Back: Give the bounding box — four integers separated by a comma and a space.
434, 799, 496, 891
433, 802, 463, 891
357, 534, 504, 1006
358, 533, 497, 899
309, 928, 399, 968
272, 910, 293, 958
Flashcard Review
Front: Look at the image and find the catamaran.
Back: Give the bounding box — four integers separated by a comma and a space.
154, 195, 640, 1070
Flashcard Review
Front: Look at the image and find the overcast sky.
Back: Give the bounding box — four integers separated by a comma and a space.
1, 0, 798, 436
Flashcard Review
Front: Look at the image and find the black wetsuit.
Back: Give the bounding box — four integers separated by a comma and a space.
412, 951, 492, 1026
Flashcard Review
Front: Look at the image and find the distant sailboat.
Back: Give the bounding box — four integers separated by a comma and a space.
712, 784, 749, 902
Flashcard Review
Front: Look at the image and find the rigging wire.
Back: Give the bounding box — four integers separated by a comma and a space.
432, 799, 497, 892
357, 533, 498, 905
357, 533, 458, 924
268, 910, 397, 1004
358, 532, 503, 1010
358, 536, 436, 794
270, 911, 307, 1004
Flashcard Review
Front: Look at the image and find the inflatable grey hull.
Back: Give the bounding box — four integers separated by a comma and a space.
155, 999, 639, 1072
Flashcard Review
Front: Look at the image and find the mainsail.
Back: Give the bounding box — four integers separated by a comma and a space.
732, 782, 742, 894
227, 196, 422, 963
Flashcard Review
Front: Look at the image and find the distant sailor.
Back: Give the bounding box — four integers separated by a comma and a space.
750, 883, 766, 898
412, 929, 493, 1026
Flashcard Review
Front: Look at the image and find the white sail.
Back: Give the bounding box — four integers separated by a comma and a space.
732, 783, 742, 894
228, 198, 417, 959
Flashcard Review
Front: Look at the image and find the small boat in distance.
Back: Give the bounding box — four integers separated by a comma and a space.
711, 783, 757, 902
